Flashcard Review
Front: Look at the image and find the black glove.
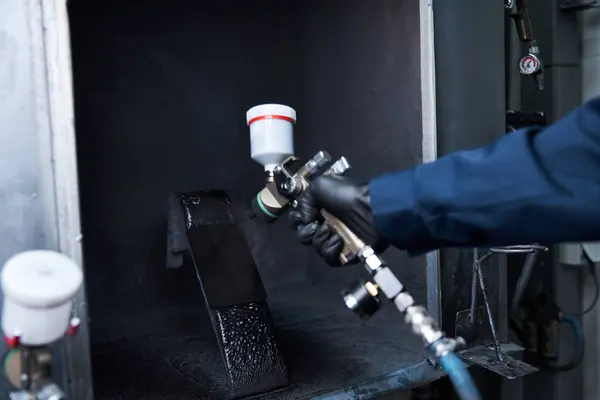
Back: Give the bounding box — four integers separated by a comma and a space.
289, 175, 388, 266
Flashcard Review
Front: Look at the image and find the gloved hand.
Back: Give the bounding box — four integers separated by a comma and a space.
288, 175, 388, 266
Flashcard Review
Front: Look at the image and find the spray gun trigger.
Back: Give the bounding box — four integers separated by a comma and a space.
324, 157, 351, 176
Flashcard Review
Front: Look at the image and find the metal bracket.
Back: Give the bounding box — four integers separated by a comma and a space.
461, 247, 542, 379
560, 0, 598, 11
506, 110, 547, 132
459, 343, 538, 379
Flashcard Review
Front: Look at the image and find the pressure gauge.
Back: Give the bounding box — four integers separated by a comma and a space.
519, 54, 541, 76
342, 280, 381, 320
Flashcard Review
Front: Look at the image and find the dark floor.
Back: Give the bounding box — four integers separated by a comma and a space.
90, 263, 427, 400
85, 191, 428, 399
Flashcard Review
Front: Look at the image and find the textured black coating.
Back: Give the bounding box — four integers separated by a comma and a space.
179, 191, 235, 229
164, 191, 287, 396
214, 303, 288, 398
69, 0, 429, 398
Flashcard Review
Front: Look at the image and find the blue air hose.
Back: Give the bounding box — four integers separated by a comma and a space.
439, 352, 482, 400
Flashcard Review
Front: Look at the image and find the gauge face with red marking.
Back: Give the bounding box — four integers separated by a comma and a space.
519, 55, 540, 75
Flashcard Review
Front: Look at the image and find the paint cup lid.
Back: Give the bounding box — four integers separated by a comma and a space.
246, 104, 296, 125
2, 250, 83, 308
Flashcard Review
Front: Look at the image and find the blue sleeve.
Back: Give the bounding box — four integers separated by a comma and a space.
370, 97, 600, 254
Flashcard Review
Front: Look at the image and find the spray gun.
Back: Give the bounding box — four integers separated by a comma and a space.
1, 250, 83, 400
506, 0, 544, 90
247, 104, 481, 400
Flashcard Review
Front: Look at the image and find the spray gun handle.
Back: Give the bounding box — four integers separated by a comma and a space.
317, 157, 365, 264
320, 209, 366, 264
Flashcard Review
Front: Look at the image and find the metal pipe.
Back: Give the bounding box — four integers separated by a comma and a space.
511, 251, 538, 314
470, 250, 494, 323
475, 259, 505, 362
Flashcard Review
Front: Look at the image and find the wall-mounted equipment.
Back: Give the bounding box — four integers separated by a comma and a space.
1, 251, 83, 400
506, 0, 545, 90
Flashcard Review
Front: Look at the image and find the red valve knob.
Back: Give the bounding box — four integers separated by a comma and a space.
4, 335, 20, 349
67, 317, 81, 336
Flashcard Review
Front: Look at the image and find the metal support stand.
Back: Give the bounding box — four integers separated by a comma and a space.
458, 245, 546, 379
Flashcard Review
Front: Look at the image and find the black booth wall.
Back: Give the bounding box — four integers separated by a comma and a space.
69, 0, 428, 398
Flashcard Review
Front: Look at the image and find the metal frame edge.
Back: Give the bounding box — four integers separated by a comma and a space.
38, 0, 94, 399
419, 0, 442, 326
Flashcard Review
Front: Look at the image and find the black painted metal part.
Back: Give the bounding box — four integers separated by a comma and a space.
166, 191, 288, 399
505, 110, 547, 132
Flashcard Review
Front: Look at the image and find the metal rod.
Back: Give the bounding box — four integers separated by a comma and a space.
469, 268, 478, 324
489, 244, 546, 253
511, 251, 538, 314
19, 347, 31, 391
475, 258, 505, 362
469, 248, 479, 324
470, 250, 494, 323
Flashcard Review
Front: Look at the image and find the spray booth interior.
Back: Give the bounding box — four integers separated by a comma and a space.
68, 0, 435, 398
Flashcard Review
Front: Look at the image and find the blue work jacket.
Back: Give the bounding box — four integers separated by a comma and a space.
370, 97, 600, 254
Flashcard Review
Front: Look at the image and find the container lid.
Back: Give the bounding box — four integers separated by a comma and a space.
246, 104, 296, 125
1, 250, 83, 308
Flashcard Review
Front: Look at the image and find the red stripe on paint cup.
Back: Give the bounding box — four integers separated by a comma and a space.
248, 115, 295, 125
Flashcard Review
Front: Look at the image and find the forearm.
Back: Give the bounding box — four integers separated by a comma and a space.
370, 98, 600, 254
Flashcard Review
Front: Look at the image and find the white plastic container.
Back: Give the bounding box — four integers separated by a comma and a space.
1, 250, 83, 346
246, 104, 296, 171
